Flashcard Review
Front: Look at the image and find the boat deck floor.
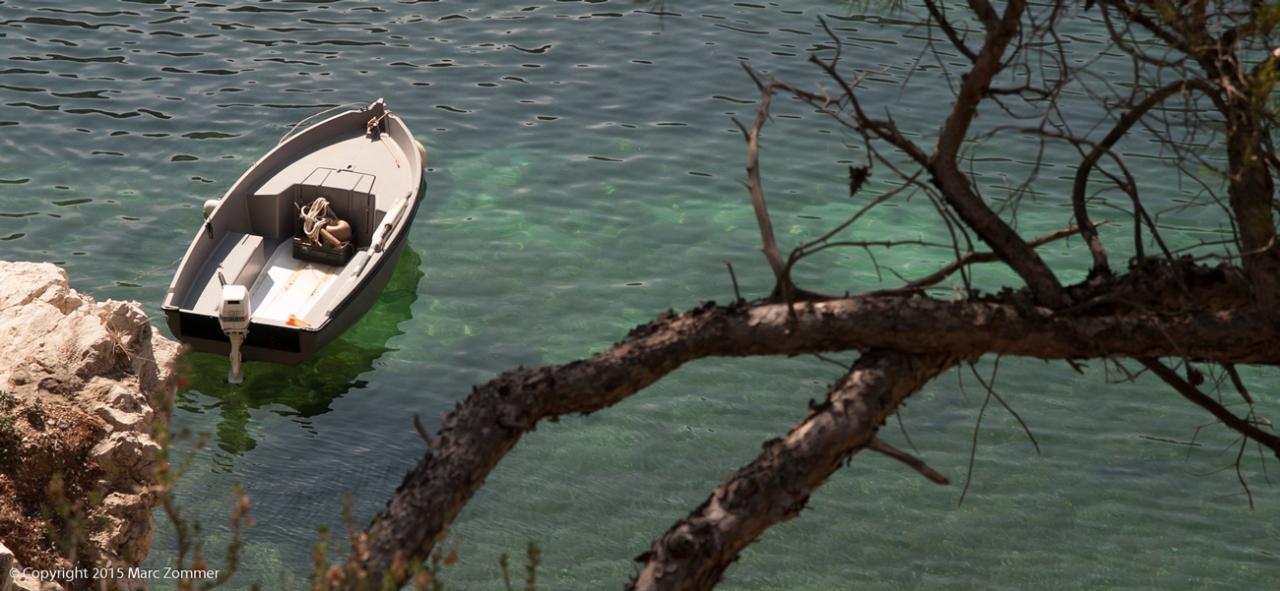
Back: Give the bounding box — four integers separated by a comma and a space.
250, 241, 347, 326
183, 236, 360, 328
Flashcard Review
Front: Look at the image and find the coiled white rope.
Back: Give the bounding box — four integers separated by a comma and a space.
299, 197, 336, 245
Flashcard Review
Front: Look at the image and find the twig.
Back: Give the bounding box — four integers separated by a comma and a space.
813, 353, 852, 371
414, 414, 433, 449
1222, 363, 1254, 405
959, 382, 993, 505
1234, 437, 1254, 510
724, 261, 743, 303
923, 0, 978, 61
734, 64, 788, 294
902, 221, 1106, 291
968, 358, 1040, 455
895, 411, 919, 455
1137, 434, 1202, 448
868, 438, 950, 485
1141, 359, 1280, 459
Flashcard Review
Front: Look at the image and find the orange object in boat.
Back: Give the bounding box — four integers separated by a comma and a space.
287, 314, 311, 328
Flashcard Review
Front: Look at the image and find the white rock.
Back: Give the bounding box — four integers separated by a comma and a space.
0, 261, 183, 585
0, 540, 13, 591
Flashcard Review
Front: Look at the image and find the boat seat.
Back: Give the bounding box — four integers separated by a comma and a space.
219, 233, 267, 287
184, 232, 268, 315
294, 167, 377, 247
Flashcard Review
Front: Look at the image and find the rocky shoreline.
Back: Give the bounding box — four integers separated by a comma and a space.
0, 262, 182, 591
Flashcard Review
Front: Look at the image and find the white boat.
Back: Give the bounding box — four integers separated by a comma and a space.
161, 99, 426, 382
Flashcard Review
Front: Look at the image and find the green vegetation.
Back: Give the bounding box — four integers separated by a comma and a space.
0, 414, 15, 462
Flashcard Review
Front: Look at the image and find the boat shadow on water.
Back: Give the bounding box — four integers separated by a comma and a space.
176, 243, 424, 454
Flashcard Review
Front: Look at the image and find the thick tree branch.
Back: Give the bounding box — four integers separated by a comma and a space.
628, 352, 958, 591
1223, 107, 1280, 305
967, 0, 1000, 31
930, 0, 1070, 308
346, 256, 1275, 588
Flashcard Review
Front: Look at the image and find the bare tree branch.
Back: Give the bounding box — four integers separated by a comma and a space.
868, 437, 951, 485
342, 5, 1280, 589
733, 67, 788, 295
628, 352, 957, 591
924, 0, 978, 62
1068, 79, 1212, 275
1140, 359, 1280, 458
929, 0, 1070, 308
344, 263, 1279, 587
1222, 363, 1254, 406
900, 221, 1104, 291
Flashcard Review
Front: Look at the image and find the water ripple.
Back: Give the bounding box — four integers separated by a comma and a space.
0, 1, 1263, 589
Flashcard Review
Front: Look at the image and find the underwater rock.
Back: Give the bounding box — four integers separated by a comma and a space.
0, 262, 183, 590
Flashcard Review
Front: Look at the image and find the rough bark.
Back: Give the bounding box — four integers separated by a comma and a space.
627, 352, 957, 591
1223, 106, 1280, 305
348, 258, 1270, 587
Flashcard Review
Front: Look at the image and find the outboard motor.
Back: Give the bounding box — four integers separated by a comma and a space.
217, 276, 251, 384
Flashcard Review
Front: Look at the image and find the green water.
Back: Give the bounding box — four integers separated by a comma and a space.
0, 1, 1276, 589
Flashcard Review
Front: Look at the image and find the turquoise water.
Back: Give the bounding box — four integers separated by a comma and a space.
1, 1, 1276, 589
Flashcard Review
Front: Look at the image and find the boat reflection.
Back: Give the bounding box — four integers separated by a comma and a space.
177, 243, 423, 454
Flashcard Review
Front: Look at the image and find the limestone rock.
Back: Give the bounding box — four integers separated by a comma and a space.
0, 262, 183, 590
0, 539, 61, 591
1, 540, 12, 591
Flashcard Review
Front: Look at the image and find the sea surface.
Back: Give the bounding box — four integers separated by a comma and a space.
1, 1, 1277, 589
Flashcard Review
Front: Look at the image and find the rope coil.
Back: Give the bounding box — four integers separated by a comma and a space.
299, 197, 338, 245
